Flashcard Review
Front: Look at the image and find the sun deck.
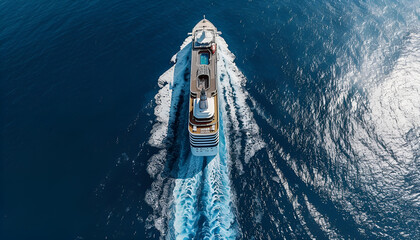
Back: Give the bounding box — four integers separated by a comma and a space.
189, 19, 217, 97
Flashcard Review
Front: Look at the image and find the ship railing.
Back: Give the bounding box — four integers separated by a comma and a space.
189, 122, 217, 127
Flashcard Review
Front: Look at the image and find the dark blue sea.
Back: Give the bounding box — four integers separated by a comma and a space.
2, 0, 419, 239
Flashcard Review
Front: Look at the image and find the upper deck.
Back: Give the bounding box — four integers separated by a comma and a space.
190, 19, 218, 97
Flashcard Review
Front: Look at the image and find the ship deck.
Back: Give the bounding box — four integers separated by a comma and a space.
189, 19, 217, 97
188, 94, 219, 134
188, 18, 219, 137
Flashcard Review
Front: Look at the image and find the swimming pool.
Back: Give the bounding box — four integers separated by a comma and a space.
200, 52, 209, 65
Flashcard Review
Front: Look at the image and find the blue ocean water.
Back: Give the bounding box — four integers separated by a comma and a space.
2, 0, 420, 239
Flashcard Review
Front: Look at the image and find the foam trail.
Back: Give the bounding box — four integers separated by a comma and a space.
172, 154, 204, 239
198, 112, 236, 239
216, 36, 265, 167
148, 37, 192, 148
172, 123, 236, 240
144, 37, 192, 238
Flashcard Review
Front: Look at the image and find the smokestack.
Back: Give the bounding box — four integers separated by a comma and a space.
199, 88, 208, 110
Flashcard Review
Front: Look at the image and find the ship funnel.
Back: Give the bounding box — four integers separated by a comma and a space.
199, 88, 208, 110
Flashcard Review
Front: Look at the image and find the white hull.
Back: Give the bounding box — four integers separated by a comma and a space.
191, 145, 218, 156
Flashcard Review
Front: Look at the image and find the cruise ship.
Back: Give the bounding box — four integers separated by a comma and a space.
188, 17, 220, 156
